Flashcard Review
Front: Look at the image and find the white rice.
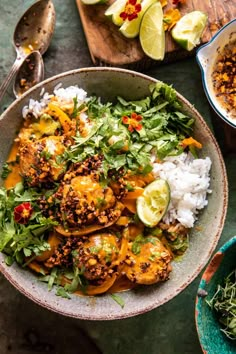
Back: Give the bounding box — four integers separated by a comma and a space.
152, 152, 212, 228
22, 85, 87, 119
53, 86, 87, 105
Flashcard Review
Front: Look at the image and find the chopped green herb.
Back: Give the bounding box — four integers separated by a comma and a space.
149, 251, 161, 262
48, 268, 58, 291
69, 82, 195, 179
126, 183, 135, 191
64, 267, 85, 293
1, 162, 12, 179
96, 197, 107, 208
5, 255, 14, 266
110, 293, 125, 308
206, 269, 236, 340
89, 245, 101, 254
56, 286, 71, 299
72, 97, 79, 118
131, 234, 158, 255
40, 150, 52, 160
0, 183, 57, 262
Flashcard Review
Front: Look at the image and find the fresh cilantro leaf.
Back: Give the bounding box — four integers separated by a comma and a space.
131, 235, 158, 255
1, 162, 12, 179
56, 286, 71, 299
110, 293, 125, 308
5, 255, 14, 266
23, 248, 32, 257
47, 268, 58, 291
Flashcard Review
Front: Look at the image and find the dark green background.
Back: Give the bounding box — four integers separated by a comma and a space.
0, 1, 235, 353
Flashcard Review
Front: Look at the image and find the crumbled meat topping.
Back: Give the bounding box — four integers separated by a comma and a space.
212, 40, 236, 118
44, 237, 84, 268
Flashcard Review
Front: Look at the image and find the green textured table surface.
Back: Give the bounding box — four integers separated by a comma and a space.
0, 1, 236, 354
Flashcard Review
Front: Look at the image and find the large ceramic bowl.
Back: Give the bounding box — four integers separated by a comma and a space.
195, 236, 236, 354
0, 67, 228, 320
196, 19, 236, 128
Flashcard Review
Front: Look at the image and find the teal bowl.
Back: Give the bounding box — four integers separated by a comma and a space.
195, 236, 236, 354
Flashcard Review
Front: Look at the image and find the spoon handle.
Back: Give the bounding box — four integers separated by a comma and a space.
0, 56, 24, 103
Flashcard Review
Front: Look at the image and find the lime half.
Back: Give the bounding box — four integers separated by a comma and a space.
139, 1, 165, 60
137, 179, 170, 227
171, 11, 208, 51
105, 0, 127, 26
81, 0, 107, 4
119, 0, 157, 38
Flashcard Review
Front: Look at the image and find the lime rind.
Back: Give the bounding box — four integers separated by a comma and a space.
105, 0, 127, 26
171, 11, 208, 51
119, 0, 158, 38
112, 12, 125, 27
82, 0, 107, 4
137, 179, 170, 227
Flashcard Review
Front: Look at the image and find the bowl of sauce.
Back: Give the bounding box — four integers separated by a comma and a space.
196, 19, 236, 128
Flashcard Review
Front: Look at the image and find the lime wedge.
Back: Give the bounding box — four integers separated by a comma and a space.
139, 1, 165, 60
119, 0, 158, 38
171, 11, 208, 51
105, 0, 127, 26
81, 0, 107, 4
136, 179, 170, 227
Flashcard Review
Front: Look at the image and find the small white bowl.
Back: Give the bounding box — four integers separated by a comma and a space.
196, 19, 236, 128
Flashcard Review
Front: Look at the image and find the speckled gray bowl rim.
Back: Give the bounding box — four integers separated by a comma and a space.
0, 67, 228, 320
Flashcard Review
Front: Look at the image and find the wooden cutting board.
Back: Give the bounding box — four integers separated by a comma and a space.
76, 0, 236, 69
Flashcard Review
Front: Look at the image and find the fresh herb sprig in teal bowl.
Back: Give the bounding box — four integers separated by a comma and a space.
206, 270, 236, 340
195, 236, 236, 354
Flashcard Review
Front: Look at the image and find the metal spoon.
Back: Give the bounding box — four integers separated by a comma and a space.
13, 50, 44, 98
0, 0, 55, 102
